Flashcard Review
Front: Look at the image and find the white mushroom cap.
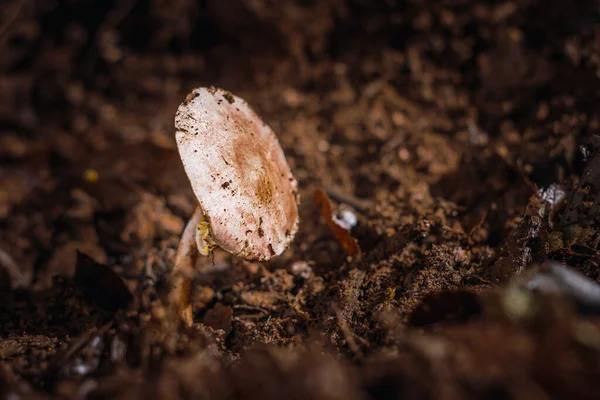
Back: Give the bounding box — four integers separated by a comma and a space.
175, 87, 299, 261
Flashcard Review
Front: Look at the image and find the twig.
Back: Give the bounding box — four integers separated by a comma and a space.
325, 187, 370, 213
333, 304, 366, 357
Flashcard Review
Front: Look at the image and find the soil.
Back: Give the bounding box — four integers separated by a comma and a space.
2, 0, 600, 399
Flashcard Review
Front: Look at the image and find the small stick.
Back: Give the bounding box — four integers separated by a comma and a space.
325, 187, 370, 213
170, 206, 203, 325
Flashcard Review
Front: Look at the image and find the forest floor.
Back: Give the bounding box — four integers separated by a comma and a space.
2, 0, 600, 399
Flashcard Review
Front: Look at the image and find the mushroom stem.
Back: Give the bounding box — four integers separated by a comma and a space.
171, 206, 203, 325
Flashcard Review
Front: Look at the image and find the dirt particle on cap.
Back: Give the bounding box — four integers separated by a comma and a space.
258, 227, 264, 237
221, 181, 230, 189
182, 91, 199, 105
223, 91, 235, 104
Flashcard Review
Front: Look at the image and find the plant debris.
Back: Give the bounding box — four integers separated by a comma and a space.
523, 261, 600, 315
73, 252, 133, 312
563, 136, 600, 226
314, 189, 361, 257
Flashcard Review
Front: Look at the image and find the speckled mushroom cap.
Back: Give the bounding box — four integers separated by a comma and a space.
175, 87, 299, 261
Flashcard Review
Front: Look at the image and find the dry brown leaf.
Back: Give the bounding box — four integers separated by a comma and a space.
314, 189, 360, 257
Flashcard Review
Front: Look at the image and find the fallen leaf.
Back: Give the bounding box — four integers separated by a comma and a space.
74, 251, 133, 311
314, 189, 360, 256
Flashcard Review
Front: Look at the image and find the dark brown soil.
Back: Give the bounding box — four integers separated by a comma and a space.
2, 0, 600, 399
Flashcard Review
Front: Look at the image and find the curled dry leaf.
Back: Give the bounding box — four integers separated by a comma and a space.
314, 189, 360, 257
175, 86, 300, 261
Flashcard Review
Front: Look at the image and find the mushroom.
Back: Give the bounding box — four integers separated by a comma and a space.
171, 86, 299, 325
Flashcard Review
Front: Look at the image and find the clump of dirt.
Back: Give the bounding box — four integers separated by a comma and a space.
2, 0, 600, 399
